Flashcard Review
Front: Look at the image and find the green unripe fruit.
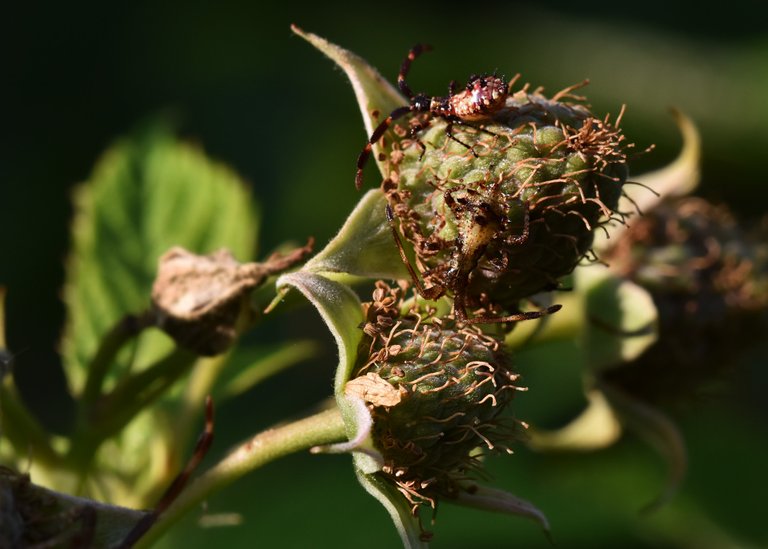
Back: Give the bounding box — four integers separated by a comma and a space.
348, 283, 522, 509
383, 87, 630, 317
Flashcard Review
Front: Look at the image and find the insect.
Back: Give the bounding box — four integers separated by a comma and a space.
355, 44, 511, 190
385, 194, 561, 326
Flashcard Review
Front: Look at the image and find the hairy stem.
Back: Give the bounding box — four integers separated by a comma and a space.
80, 311, 152, 408
134, 406, 347, 547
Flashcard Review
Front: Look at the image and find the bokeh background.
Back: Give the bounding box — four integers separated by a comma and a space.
3, 2, 767, 547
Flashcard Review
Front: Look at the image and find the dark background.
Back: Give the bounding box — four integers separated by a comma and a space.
3, 2, 767, 547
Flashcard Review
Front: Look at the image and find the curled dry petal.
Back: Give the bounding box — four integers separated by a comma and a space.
152, 241, 312, 355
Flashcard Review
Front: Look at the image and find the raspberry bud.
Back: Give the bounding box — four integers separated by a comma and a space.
602, 197, 768, 404
346, 282, 523, 511
383, 84, 630, 318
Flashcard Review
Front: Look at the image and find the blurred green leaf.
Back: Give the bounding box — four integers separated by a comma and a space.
631, 110, 701, 210
599, 381, 687, 513
528, 389, 622, 452
62, 125, 259, 394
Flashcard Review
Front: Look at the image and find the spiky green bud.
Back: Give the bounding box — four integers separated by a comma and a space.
347, 282, 522, 511
382, 85, 630, 317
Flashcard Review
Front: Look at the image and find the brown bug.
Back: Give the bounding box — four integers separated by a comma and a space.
355, 44, 510, 190
385, 192, 561, 326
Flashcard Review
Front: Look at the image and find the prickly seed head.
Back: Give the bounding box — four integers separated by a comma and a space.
348, 282, 523, 509
603, 197, 768, 404
383, 84, 630, 314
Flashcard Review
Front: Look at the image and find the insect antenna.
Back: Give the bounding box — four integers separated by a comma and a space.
398, 43, 432, 98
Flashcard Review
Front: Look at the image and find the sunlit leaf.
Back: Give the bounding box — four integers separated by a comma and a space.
304, 189, 408, 280
62, 125, 259, 394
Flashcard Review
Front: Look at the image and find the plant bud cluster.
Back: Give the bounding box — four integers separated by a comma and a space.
382, 84, 630, 317
349, 282, 523, 511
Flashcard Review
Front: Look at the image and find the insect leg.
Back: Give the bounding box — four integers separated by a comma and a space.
385, 204, 444, 300
356, 105, 412, 190
469, 304, 562, 325
398, 43, 433, 98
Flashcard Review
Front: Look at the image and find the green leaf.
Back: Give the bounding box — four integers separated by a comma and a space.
62, 125, 259, 394
304, 189, 408, 280
291, 25, 406, 182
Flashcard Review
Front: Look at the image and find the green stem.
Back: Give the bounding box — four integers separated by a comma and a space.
80, 312, 152, 408
93, 348, 198, 439
134, 406, 347, 548
0, 379, 60, 466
